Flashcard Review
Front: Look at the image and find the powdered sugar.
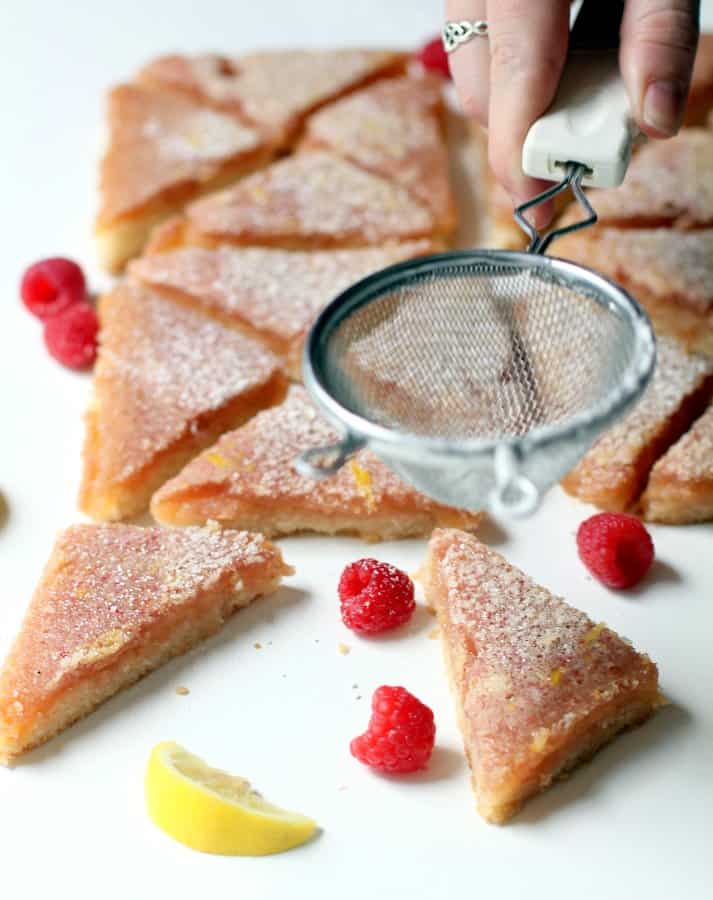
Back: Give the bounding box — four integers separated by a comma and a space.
188, 151, 434, 245
569, 336, 713, 472
0, 524, 288, 712
648, 401, 713, 481
130, 242, 434, 349
99, 83, 265, 223
90, 282, 282, 481
426, 529, 658, 779
557, 227, 713, 315
152, 385, 480, 534
303, 75, 452, 225
140, 49, 404, 143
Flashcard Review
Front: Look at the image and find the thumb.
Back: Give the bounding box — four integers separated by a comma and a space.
620, 0, 700, 138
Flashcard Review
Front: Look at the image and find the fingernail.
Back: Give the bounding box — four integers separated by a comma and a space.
643, 80, 684, 136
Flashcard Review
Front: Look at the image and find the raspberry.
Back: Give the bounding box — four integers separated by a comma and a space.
350, 686, 436, 774
43, 303, 99, 370
577, 512, 655, 589
20, 257, 86, 320
338, 558, 415, 634
416, 36, 451, 78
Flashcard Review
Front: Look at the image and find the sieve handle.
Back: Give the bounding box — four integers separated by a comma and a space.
522, 1, 634, 189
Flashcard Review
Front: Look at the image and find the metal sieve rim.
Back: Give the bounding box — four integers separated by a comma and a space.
302, 249, 656, 460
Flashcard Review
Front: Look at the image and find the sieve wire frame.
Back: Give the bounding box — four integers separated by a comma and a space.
300, 249, 656, 512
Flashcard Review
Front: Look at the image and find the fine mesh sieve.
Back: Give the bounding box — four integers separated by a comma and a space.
297, 165, 656, 517
297, 2, 656, 517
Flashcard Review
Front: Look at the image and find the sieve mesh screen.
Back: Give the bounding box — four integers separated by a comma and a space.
322, 261, 635, 442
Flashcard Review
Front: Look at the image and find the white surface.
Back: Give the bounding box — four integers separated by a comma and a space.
1, 3, 713, 899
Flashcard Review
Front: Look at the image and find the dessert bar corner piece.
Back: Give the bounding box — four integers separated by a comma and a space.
0, 524, 293, 763
95, 82, 274, 272
642, 401, 713, 523
420, 529, 660, 824
561, 336, 713, 511
151, 385, 482, 540
79, 281, 286, 522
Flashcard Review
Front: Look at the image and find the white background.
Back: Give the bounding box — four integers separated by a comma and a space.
1, 2, 712, 898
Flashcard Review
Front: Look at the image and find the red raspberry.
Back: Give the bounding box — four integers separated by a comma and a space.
577, 512, 654, 589
351, 686, 436, 774
20, 257, 86, 320
338, 558, 415, 634
416, 36, 451, 79
43, 303, 99, 370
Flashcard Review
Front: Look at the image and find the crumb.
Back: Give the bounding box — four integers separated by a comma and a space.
338, 784, 347, 792
355, 694, 362, 700
175, 686, 190, 696
282, 673, 287, 678
254, 642, 262, 650
337, 642, 351, 656
205, 518, 222, 532
314, 638, 320, 643
267, 640, 273, 646
424, 605, 437, 617
352, 683, 359, 689
428, 626, 441, 640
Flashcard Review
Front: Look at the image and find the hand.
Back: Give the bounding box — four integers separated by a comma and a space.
447, 0, 700, 226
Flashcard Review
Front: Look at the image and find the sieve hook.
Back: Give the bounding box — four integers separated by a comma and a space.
514, 162, 596, 256
488, 444, 541, 519
295, 434, 365, 480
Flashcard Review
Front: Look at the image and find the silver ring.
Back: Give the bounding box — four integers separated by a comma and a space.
442, 20, 488, 54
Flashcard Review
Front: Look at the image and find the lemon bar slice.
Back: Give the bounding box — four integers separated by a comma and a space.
419, 529, 660, 823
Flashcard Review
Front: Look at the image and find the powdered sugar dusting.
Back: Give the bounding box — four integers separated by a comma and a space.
0, 524, 287, 714
557, 227, 713, 315
153, 385, 479, 532
188, 151, 434, 245
130, 242, 434, 350
141, 50, 404, 142
91, 282, 281, 481
303, 75, 452, 223
649, 401, 713, 481
99, 82, 264, 223
568, 336, 713, 476
427, 530, 657, 778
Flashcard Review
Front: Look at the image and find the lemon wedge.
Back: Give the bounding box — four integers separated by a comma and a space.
145, 741, 318, 855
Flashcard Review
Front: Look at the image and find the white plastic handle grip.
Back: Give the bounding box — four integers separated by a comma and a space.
522, 50, 635, 189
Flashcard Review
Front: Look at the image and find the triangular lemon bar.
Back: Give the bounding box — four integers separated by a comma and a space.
139, 49, 407, 145
642, 402, 713, 523
79, 282, 286, 522
95, 82, 274, 272
562, 337, 713, 511
151, 386, 481, 540
129, 241, 435, 378
420, 529, 660, 824
301, 74, 456, 237
145, 151, 436, 254
0, 524, 292, 763
555, 227, 713, 358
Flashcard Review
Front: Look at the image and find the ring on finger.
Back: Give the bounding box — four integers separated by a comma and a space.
442, 20, 489, 54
